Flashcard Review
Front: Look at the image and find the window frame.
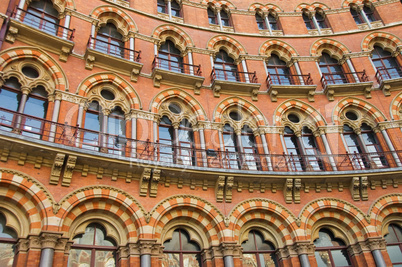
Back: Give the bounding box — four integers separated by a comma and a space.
241, 230, 278, 267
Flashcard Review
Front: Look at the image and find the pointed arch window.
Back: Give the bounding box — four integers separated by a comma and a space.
0, 78, 23, 131
303, 10, 315, 30
214, 50, 239, 82
313, 229, 352, 267
107, 106, 126, 151
315, 9, 328, 29
362, 2, 378, 22
68, 223, 117, 267
220, 8, 231, 27
384, 224, 402, 266
255, 12, 266, 30
0, 213, 17, 267
158, 0, 182, 18
22, 86, 49, 139
266, 54, 291, 85
283, 126, 304, 171
83, 101, 103, 150
157, 0, 167, 14
242, 230, 278, 267
350, 4, 364, 24
372, 46, 402, 80
158, 40, 184, 73
207, 6, 218, 25
319, 53, 347, 84
24, 0, 59, 35
162, 229, 203, 267
94, 23, 125, 58
268, 13, 279, 30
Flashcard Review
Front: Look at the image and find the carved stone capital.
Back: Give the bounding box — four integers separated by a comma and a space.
220, 242, 242, 257
138, 239, 160, 255
40, 232, 63, 249
293, 242, 314, 255
365, 237, 387, 251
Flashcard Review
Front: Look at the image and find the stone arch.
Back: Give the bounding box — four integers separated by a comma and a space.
332, 97, 387, 125
259, 39, 298, 62
201, 0, 236, 9
149, 195, 226, 244
56, 185, 146, 243
249, 3, 283, 13
368, 194, 402, 235
295, 2, 331, 12
90, 6, 138, 37
298, 198, 373, 242
342, 0, 375, 8
150, 88, 207, 121
273, 99, 326, 127
77, 72, 142, 111
0, 168, 55, 235
228, 198, 297, 245
207, 35, 246, 59
152, 25, 194, 53
40, 0, 76, 14
390, 92, 402, 120
311, 38, 350, 60
361, 31, 402, 53
213, 97, 267, 128
0, 46, 68, 92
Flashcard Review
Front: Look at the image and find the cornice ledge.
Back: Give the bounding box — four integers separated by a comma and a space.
377, 121, 402, 129
0, 12, 7, 20
60, 91, 87, 104
70, 10, 98, 23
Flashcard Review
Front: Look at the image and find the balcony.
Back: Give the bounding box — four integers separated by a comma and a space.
1, 107, 401, 174
151, 56, 205, 94
7, 8, 75, 62
210, 68, 261, 101
320, 71, 373, 101
266, 73, 316, 102
375, 67, 402, 96
84, 37, 142, 82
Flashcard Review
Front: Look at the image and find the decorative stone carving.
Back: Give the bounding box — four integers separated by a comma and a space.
1, 148, 9, 162
360, 176, 368, 201
215, 176, 225, 202
5, 26, 18, 43
62, 155, 77, 187
131, 68, 140, 82
351, 177, 360, 201
59, 46, 72, 62
139, 168, 152, 197
284, 178, 293, 204
225, 176, 234, 203
40, 232, 63, 249
18, 152, 27, 166
50, 153, 66, 185
85, 55, 95, 70
293, 179, 301, 204
153, 74, 163, 88
150, 169, 161, 198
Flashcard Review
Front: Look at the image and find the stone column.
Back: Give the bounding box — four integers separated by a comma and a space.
294, 61, 305, 85
188, 50, 194, 75
220, 242, 241, 267
129, 33, 135, 61
49, 92, 62, 142
241, 57, 250, 83
263, 13, 273, 35
366, 238, 387, 267
90, 23, 96, 48
360, 8, 372, 28
198, 123, 207, 167
131, 111, 137, 157
293, 242, 314, 267
139, 239, 159, 267
75, 101, 88, 147
380, 126, 402, 167
16, 0, 27, 20
259, 128, 273, 171
344, 57, 360, 82
311, 13, 321, 35
166, 0, 172, 20
319, 128, 337, 170
39, 232, 63, 267
62, 12, 71, 39
216, 8, 223, 31
13, 86, 30, 132
100, 108, 110, 153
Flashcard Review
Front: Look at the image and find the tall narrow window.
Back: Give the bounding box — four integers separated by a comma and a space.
158, 116, 174, 163
0, 78, 22, 131
242, 230, 278, 267
158, 0, 182, 17
207, 7, 218, 25
157, 0, 167, 14
384, 224, 402, 266
240, 125, 259, 170
95, 23, 124, 58
303, 10, 315, 30
360, 123, 387, 168
214, 50, 239, 82
268, 13, 278, 30
22, 86, 48, 139
266, 54, 291, 85
220, 8, 231, 27
222, 124, 240, 169
363, 2, 377, 22
83, 101, 103, 150
319, 53, 346, 84
158, 40, 183, 73
284, 126, 304, 171
163, 229, 203, 267
0, 213, 17, 267
372, 46, 402, 79
301, 127, 323, 171
255, 13, 266, 30
108, 106, 126, 152
171, 0, 181, 17
177, 119, 195, 166
350, 4, 363, 24
314, 229, 352, 267
25, 0, 59, 35
68, 223, 117, 267
315, 9, 328, 29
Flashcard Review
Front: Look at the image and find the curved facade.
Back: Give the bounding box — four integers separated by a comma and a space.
0, 0, 402, 266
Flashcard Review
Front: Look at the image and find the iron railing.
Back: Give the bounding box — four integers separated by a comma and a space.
87, 37, 141, 62
211, 67, 258, 83
320, 70, 369, 87
375, 66, 402, 83
13, 7, 75, 40
152, 56, 202, 76
0, 107, 401, 172
266, 73, 313, 86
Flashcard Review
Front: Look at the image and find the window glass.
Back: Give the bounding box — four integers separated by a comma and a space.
303, 12, 315, 30
255, 13, 266, 30
171, 0, 181, 17
157, 0, 166, 13
0, 214, 17, 267
163, 229, 202, 267
385, 224, 402, 266
25, 0, 59, 35
268, 14, 278, 30
350, 5, 363, 24
314, 229, 351, 267
208, 7, 217, 24
242, 230, 278, 267
220, 9, 230, 26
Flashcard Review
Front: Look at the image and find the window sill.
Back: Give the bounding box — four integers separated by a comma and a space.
158, 13, 184, 23
267, 84, 316, 102
259, 29, 283, 36
307, 28, 333, 36
209, 24, 234, 33
378, 77, 402, 97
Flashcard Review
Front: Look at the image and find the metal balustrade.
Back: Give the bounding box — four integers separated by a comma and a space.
320, 70, 369, 87
0, 108, 400, 172
13, 7, 75, 40
211, 67, 258, 83
375, 66, 402, 83
152, 56, 202, 76
87, 37, 141, 62
266, 73, 313, 86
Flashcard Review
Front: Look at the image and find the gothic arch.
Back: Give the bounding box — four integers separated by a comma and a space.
201, 0, 236, 9
56, 185, 146, 243
273, 99, 326, 127
77, 72, 142, 111
391, 92, 402, 120
0, 46, 68, 92
368, 194, 402, 235
207, 35, 247, 59
249, 3, 283, 13
342, 0, 375, 8
311, 38, 350, 60
152, 24, 194, 53
150, 88, 207, 121
0, 168, 55, 234
149, 195, 226, 244
259, 39, 298, 62
295, 2, 331, 12
361, 31, 402, 53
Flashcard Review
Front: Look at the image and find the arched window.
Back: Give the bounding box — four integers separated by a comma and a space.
158, 0, 182, 17
255, 12, 266, 30
240, 125, 259, 170
315, 9, 328, 29
384, 224, 402, 266
313, 229, 352, 267
302, 10, 315, 30
207, 6, 218, 25
222, 123, 240, 169
158, 116, 195, 166
214, 50, 239, 82
83, 101, 103, 150
268, 13, 279, 30
363, 2, 378, 22
107, 106, 126, 152
162, 229, 203, 267
68, 223, 118, 267
25, 0, 59, 35
319, 53, 346, 84
350, 4, 363, 24
301, 126, 323, 171
220, 8, 231, 27
0, 213, 17, 267
171, 0, 182, 17
95, 23, 124, 58
157, 0, 167, 14
372, 46, 402, 79
0, 77, 48, 139
241, 230, 278, 267
284, 126, 305, 171
266, 54, 291, 85
158, 40, 183, 73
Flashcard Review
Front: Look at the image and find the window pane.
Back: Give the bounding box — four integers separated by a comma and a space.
314, 231, 334, 247
243, 254, 258, 267
315, 251, 331, 267
183, 253, 201, 266
386, 245, 402, 264
332, 249, 352, 266
260, 253, 278, 267
164, 231, 181, 251
0, 243, 15, 267
68, 249, 92, 267
95, 250, 116, 267
162, 253, 180, 267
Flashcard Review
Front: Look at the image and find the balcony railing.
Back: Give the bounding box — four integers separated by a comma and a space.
320, 71, 369, 87
0, 107, 401, 172
375, 66, 402, 83
13, 7, 75, 40
152, 56, 202, 76
87, 37, 141, 62
211, 67, 258, 83
266, 73, 313, 86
